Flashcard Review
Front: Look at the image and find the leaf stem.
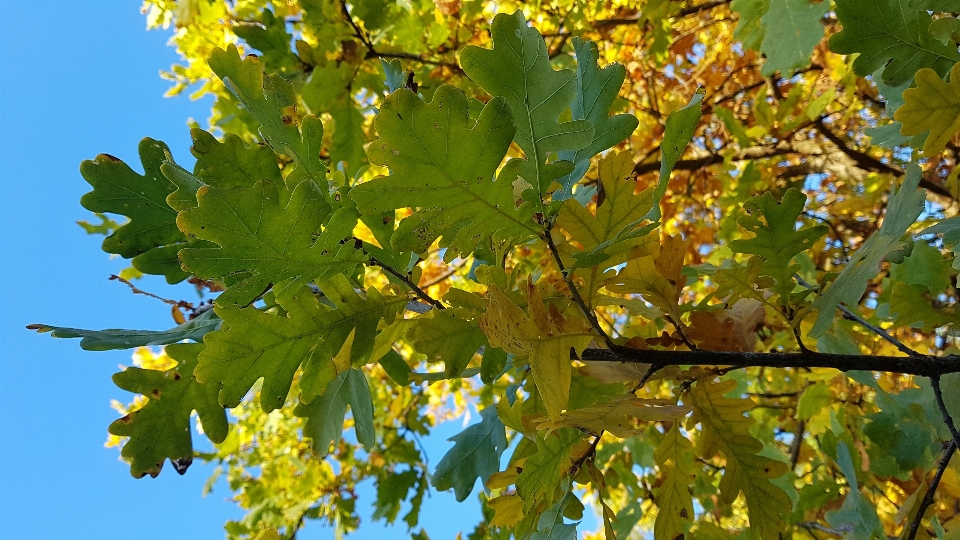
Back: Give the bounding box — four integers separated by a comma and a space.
369, 257, 445, 311
543, 226, 619, 351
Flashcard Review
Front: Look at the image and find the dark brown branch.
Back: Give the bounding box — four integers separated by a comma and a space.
632, 146, 793, 176
369, 257, 445, 311
906, 440, 957, 540
543, 227, 619, 351
340, 0, 461, 73
593, 0, 731, 29
576, 348, 960, 378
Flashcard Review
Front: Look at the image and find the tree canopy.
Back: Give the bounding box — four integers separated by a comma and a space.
28, 0, 960, 538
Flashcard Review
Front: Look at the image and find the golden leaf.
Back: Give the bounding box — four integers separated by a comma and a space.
895, 63, 960, 155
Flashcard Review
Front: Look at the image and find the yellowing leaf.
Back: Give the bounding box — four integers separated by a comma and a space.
478, 282, 593, 419
534, 394, 689, 438
515, 428, 583, 511
556, 151, 655, 268
604, 235, 690, 323
487, 494, 524, 528
895, 63, 960, 155
689, 378, 792, 539
654, 424, 696, 540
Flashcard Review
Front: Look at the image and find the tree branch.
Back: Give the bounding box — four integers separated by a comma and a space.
543, 227, 619, 351
906, 440, 957, 540
369, 257, 445, 311
576, 348, 960, 378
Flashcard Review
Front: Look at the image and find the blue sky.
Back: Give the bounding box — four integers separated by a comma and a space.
0, 2, 487, 538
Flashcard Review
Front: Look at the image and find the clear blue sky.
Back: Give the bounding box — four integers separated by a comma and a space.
0, 2, 489, 538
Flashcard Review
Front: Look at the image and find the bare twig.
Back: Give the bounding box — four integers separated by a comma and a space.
543, 227, 619, 351
906, 439, 958, 540
795, 275, 922, 357
369, 257, 445, 311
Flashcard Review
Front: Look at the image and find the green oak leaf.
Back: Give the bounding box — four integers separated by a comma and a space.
824, 442, 883, 538
890, 240, 953, 295
829, 0, 960, 87
372, 469, 419, 523
731, 0, 770, 51
177, 179, 364, 307
407, 309, 487, 378
350, 85, 536, 258
529, 489, 579, 540
209, 44, 329, 192
729, 188, 827, 301
459, 10, 594, 209
190, 128, 282, 189
197, 278, 405, 412
645, 88, 705, 222
919, 215, 960, 285
516, 428, 582, 512
232, 9, 300, 74
381, 58, 405, 93
810, 165, 926, 337
294, 368, 376, 453
759, 0, 829, 76
555, 37, 639, 200
108, 343, 229, 478
302, 63, 369, 177
80, 138, 195, 283
28, 309, 220, 351
432, 406, 507, 502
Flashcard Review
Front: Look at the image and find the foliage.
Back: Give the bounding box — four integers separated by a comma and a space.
31, 1, 960, 539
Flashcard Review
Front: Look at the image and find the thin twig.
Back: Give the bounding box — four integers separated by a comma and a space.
931, 374, 960, 447
795, 275, 922, 357
906, 440, 958, 540
369, 257, 445, 311
542, 227, 619, 351
568, 433, 603, 476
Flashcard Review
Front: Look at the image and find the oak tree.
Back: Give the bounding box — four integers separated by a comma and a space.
30, 0, 960, 538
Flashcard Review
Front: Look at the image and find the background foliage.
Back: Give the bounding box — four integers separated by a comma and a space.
28, 0, 960, 539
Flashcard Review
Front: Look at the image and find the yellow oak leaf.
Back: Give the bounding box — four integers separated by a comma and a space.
603, 234, 690, 323
654, 424, 696, 540
895, 63, 960, 155
533, 393, 689, 438
688, 378, 792, 540
487, 494, 524, 528
478, 281, 593, 419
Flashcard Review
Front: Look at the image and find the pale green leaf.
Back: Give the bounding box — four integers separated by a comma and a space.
646, 88, 705, 221
294, 368, 376, 452
759, 0, 829, 76
516, 428, 582, 512
28, 309, 220, 351
432, 406, 508, 501
209, 44, 329, 191
810, 165, 926, 337
178, 179, 364, 307
197, 279, 404, 411
554, 37, 639, 200
729, 188, 827, 300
